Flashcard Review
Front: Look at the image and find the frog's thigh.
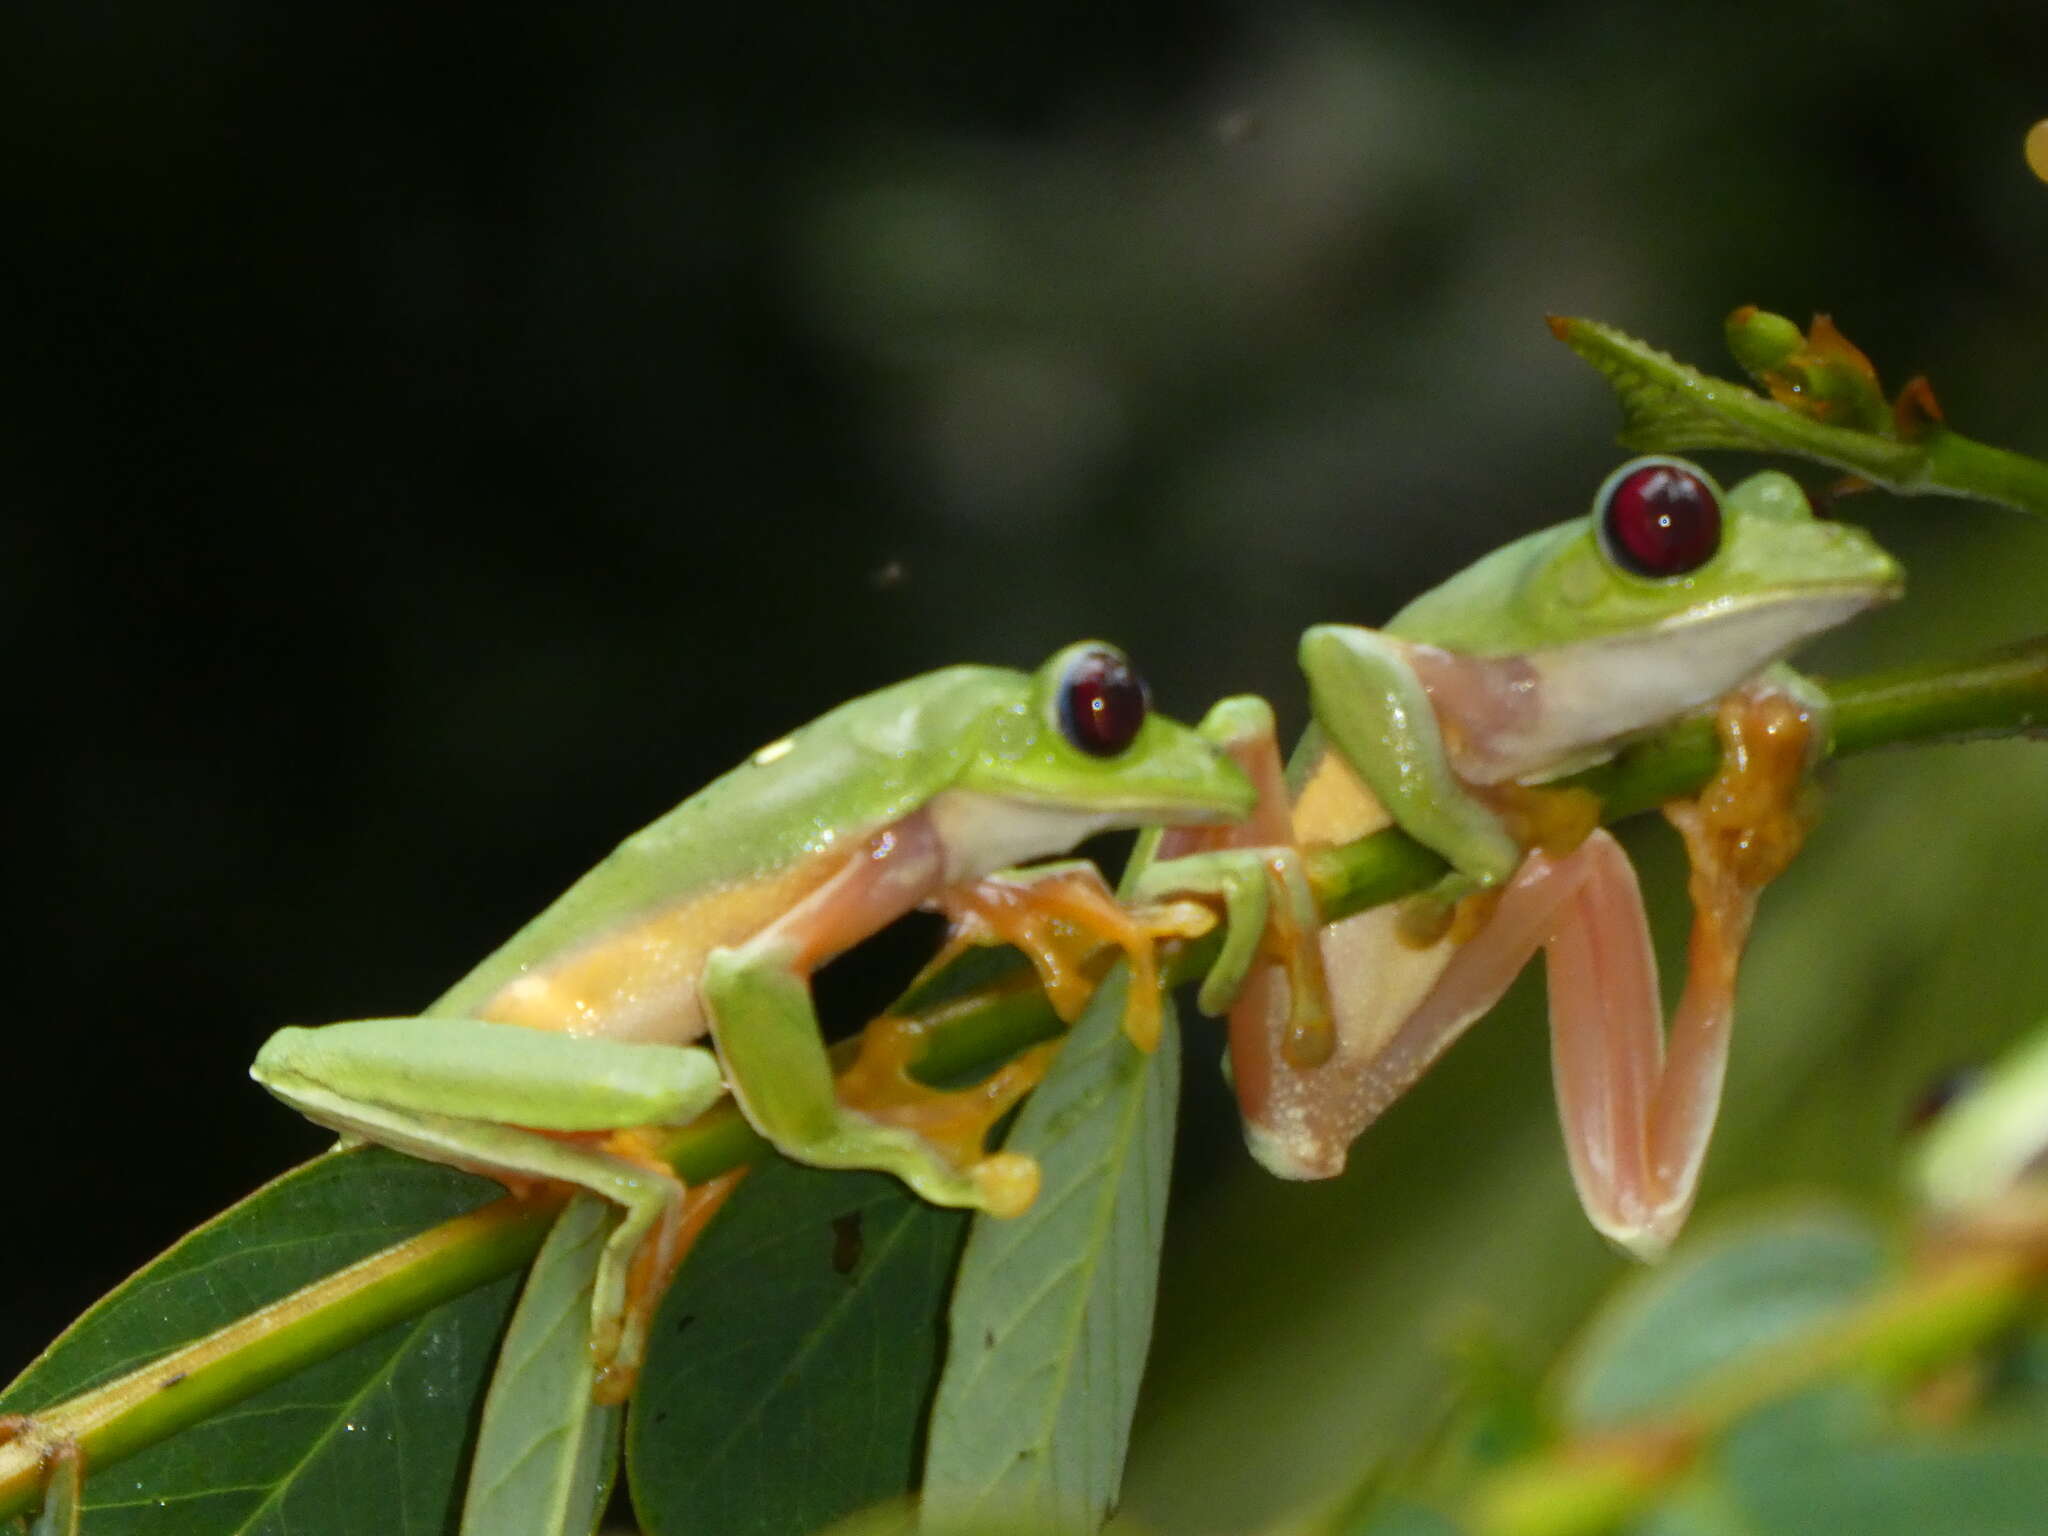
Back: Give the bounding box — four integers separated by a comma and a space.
254, 1017, 725, 1132
255, 1021, 723, 1370
1298, 625, 1520, 884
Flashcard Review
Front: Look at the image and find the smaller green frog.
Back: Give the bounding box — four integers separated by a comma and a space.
250, 643, 1299, 1386
1193, 458, 1903, 1258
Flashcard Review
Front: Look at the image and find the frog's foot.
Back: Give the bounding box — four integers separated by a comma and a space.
0, 1416, 82, 1536
1130, 845, 1334, 1069
583, 1134, 748, 1406
835, 1011, 1056, 1217
932, 862, 1211, 1054
1663, 682, 1821, 902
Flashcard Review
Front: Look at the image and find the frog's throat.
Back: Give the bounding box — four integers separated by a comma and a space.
1409, 587, 1884, 785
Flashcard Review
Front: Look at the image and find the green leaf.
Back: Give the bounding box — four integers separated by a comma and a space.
0, 1148, 518, 1535
1550, 315, 2048, 517
624, 1159, 968, 1536
1557, 1210, 1885, 1428
1712, 1391, 2048, 1535
921, 967, 1179, 1534
457, 1195, 622, 1536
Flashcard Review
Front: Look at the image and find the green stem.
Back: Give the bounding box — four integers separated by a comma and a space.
4, 638, 2047, 1523
1550, 316, 2048, 518
1918, 428, 2048, 517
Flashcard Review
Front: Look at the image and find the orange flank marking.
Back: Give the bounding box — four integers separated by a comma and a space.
480, 853, 844, 1041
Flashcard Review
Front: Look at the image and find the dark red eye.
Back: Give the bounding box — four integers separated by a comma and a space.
1598, 459, 1722, 578
1058, 646, 1149, 757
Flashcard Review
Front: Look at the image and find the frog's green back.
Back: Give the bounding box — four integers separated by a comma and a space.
430, 666, 1006, 1017
1384, 523, 1580, 653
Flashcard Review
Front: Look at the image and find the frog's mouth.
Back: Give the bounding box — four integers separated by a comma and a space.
1419, 582, 1897, 786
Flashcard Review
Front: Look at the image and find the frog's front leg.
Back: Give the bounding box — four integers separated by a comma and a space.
1126, 694, 1334, 1071
1206, 636, 1531, 1174
928, 859, 1216, 1055
702, 815, 1040, 1219
1298, 624, 1527, 889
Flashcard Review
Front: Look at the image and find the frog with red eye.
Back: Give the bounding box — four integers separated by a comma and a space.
249, 641, 1308, 1393
1181, 457, 1903, 1258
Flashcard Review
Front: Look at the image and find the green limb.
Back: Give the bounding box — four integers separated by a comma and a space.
1193, 692, 1280, 753
703, 940, 1030, 1215
1298, 624, 1522, 886
1125, 848, 1297, 1016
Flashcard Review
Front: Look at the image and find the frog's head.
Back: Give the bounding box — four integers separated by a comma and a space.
1506, 455, 1904, 658
1385, 457, 1903, 781
950, 642, 1256, 828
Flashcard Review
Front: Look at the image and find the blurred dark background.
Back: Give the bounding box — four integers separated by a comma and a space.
8, 6, 2048, 1529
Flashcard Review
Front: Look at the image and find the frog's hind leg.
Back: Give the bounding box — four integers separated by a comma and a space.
256, 1079, 691, 1385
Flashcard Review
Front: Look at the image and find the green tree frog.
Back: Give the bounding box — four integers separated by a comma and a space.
249, 642, 1288, 1388
1202, 457, 1904, 1259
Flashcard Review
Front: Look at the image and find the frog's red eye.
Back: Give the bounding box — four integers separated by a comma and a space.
1598, 459, 1722, 578
1058, 646, 1150, 757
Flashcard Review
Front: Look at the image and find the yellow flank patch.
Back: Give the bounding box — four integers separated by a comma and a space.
480, 852, 848, 1043
1291, 748, 1391, 848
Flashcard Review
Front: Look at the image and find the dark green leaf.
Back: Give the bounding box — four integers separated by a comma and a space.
2, 1148, 517, 1535
1712, 1390, 2048, 1536
624, 1159, 968, 1536
1558, 1211, 1884, 1428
